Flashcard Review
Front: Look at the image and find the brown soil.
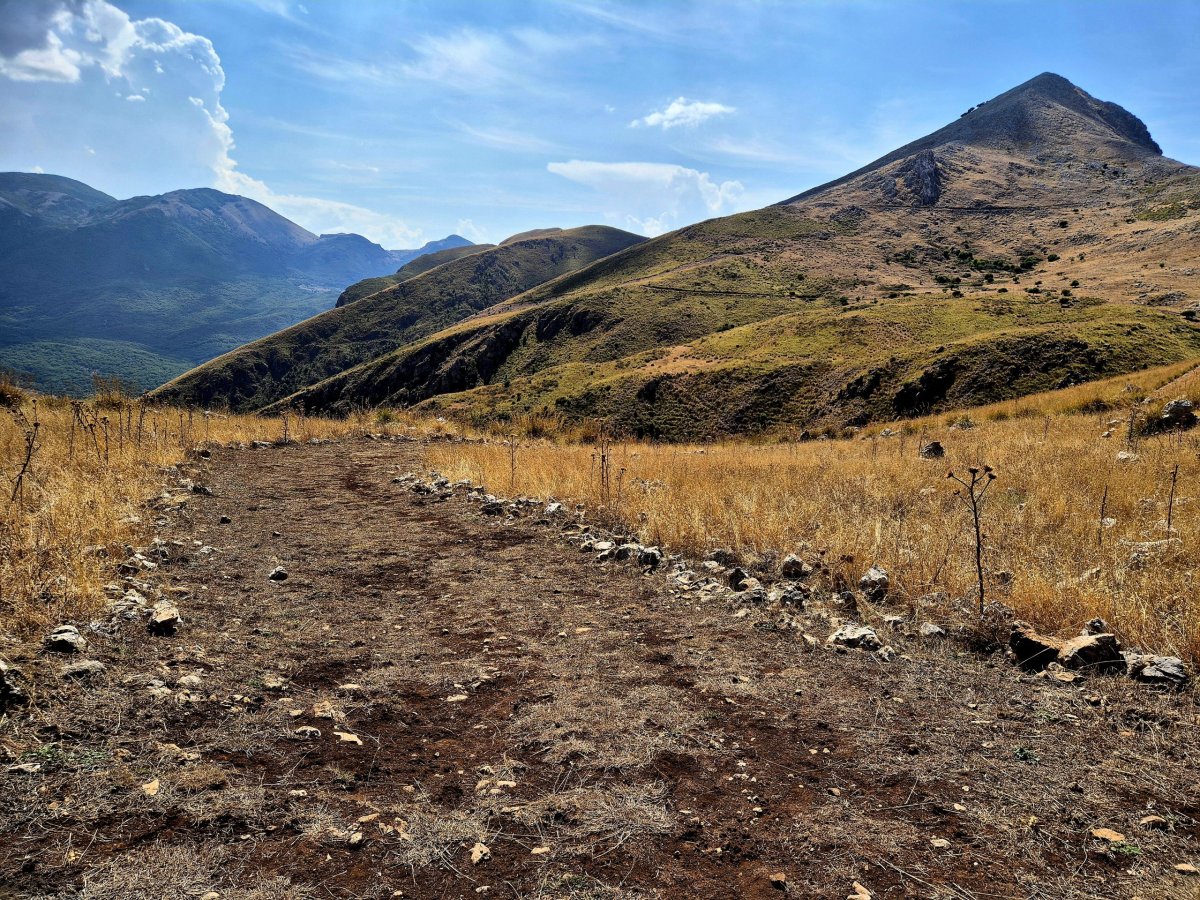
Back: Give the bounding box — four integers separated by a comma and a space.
2, 439, 1198, 899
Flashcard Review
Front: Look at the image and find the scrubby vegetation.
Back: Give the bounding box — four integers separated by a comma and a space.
0, 394, 452, 634
428, 362, 1200, 663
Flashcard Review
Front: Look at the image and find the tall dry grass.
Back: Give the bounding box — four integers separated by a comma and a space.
0, 393, 456, 635
429, 364, 1200, 663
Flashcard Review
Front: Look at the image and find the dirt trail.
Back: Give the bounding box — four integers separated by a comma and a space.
1, 440, 1198, 899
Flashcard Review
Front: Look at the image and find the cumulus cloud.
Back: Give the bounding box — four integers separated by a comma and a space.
547, 160, 743, 236
631, 97, 735, 130
0, 0, 417, 246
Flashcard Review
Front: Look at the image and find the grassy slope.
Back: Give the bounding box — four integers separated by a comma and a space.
151, 226, 646, 411
335, 243, 494, 307
274, 150, 1200, 435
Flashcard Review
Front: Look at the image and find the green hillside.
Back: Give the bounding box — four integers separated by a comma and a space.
152, 225, 646, 410
259, 75, 1200, 437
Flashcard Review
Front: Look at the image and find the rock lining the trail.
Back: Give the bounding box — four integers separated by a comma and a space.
408, 464, 1192, 690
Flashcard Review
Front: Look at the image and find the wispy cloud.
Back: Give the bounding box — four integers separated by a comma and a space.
547, 159, 743, 236
632, 97, 735, 130
285, 27, 581, 96
452, 121, 563, 154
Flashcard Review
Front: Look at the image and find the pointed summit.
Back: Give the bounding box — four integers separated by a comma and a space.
785, 74, 1168, 205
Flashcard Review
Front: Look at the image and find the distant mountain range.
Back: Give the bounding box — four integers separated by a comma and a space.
0, 172, 470, 393
157, 74, 1200, 437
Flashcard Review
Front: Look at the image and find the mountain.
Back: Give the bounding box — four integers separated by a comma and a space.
151, 225, 647, 411
0, 173, 470, 394
204, 74, 1199, 437
335, 241, 493, 307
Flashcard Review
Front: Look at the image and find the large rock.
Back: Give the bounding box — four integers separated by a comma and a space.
1057, 632, 1123, 673
1125, 653, 1191, 690
0, 658, 28, 708
859, 565, 889, 602
44, 624, 87, 654
1161, 398, 1197, 430
827, 624, 882, 651
1009, 621, 1062, 669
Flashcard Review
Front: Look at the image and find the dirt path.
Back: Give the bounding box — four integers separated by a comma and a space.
2, 440, 1198, 899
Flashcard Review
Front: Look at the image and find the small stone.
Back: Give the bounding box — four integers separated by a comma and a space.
779, 554, 812, 579
481, 500, 503, 515
859, 565, 888, 602
219, 515, 232, 524
769, 872, 787, 889
333, 731, 362, 745
177, 674, 204, 689
876, 645, 896, 662
348, 831, 365, 847
1126, 653, 1191, 690
637, 546, 663, 570
311, 700, 336, 719
930, 838, 951, 849
470, 841, 490, 864
148, 601, 181, 636
44, 624, 87, 654
1162, 398, 1197, 429
919, 622, 946, 639
1091, 827, 1125, 843
267, 566, 288, 582
60, 659, 107, 680
531, 846, 550, 855
294, 726, 321, 739
1175, 863, 1199, 875
1139, 815, 1168, 830
827, 624, 881, 651
544, 501, 565, 516
919, 441, 945, 459
0, 658, 28, 708
142, 778, 160, 796
848, 882, 873, 900
727, 567, 750, 591
447, 694, 469, 702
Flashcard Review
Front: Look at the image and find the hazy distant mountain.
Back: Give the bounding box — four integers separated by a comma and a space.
192, 74, 1200, 437
0, 173, 470, 393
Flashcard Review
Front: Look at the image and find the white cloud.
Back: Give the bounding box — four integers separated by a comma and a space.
632, 97, 735, 130
547, 160, 743, 236
452, 121, 561, 154
285, 27, 581, 97
455, 218, 491, 244
0, 0, 418, 247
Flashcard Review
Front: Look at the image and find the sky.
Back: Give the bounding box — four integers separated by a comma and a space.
1, 0, 1198, 248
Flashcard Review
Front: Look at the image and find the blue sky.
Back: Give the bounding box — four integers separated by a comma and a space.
1, 0, 1198, 247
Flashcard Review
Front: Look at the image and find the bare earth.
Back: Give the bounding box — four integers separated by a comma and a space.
2, 440, 1198, 899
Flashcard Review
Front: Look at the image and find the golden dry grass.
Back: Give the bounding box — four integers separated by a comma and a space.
429, 362, 1200, 663
0, 394, 457, 634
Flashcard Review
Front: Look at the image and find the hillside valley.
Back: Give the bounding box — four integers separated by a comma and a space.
152, 225, 647, 411
0, 173, 470, 393
164, 74, 1200, 439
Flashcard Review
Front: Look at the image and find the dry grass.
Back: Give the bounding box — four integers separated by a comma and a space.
430, 362, 1200, 664
0, 394, 458, 634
